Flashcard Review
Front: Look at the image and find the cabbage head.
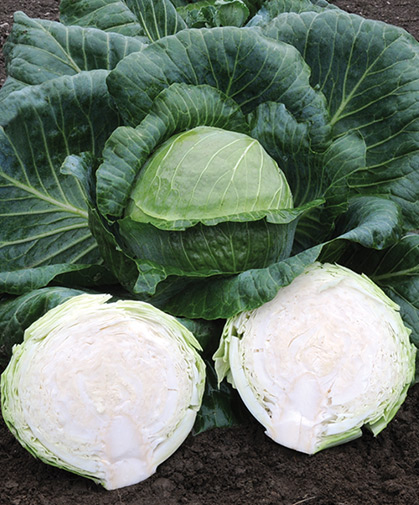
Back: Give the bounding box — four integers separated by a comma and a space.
119, 125, 295, 278
1, 294, 205, 489
214, 262, 416, 454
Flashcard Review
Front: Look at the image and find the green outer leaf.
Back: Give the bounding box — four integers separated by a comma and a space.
249, 101, 367, 249
193, 358, 251, 435
0, 287, 84, 367
163, 245, 322, 319
216, 0, 250, 26
0, 265, 114, 297
0, 78, 26, 104
0, 71, 121, 294
293, 131, 368, 251
249, 102, 312, 179
262, 10, 419, 229
247, 0, 338, 27
334, 196, 403, 250
241, 0, 264, 18
118, 217, 297, 289
319, 196, 403, 265
249, 102, 365, 208
61, 153, 143, 299
161, 196, 403, 319
107, 26, 330, 147
89, 206, 144, 296
177, 318, 224, 357
61, 0, 187, 41
97, 83, 249, 219
124, 0, 187, 41
74, 171, 187, 308
0, 12, 145, 103
60, 0, 146, 37
172, 0, 190, 7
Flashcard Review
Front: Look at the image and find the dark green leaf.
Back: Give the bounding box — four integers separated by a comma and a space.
107, 26, 330, 144
118, 218, 297, 296
61, 0, 187, 41
334, 196, 403, 250
177, 318, 224, 357
161, 196, 404, 319
263, 10, 419, 229
193, 359, 251, 435
249, 101, 367, 248
0, 265, 114, 296
247, 0, 337, 27
60, 0, 146, 37
124, 0, 187, 41
0, 71, 121, 294
0, 12, 145, 102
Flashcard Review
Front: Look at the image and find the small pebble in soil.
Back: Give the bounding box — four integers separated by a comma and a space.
383, 479, 404, 495
151, 477, 176, 494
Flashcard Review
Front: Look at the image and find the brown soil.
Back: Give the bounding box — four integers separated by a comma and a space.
1, 1, 419, 505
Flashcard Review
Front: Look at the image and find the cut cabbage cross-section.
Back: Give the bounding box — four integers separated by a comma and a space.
214, 262, 416, 454
1, 294, 205, 489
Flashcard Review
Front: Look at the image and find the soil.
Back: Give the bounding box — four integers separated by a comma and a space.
0, 1, 419, 505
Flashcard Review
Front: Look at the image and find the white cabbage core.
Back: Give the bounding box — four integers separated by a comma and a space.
227, 263, 415, 454
3, 295, 203, 489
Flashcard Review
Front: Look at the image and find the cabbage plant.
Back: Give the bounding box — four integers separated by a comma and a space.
0, 0, 417, 329
1, 294, 205, 489
0, 0, 418, 465
214, 263, 416, 454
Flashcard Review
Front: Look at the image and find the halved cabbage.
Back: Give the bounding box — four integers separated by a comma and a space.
1, 294, 205, 489
214, 262, 416, 454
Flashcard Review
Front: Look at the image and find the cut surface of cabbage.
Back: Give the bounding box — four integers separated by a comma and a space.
1, 294, 205, 489
215, 262, 416, 454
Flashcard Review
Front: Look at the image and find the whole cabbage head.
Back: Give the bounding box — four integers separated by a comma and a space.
214, 262, 416, 454
116, 125, 295, 291
1, 294, 206, 489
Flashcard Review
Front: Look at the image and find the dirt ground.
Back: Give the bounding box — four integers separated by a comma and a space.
1, 1, 419, 504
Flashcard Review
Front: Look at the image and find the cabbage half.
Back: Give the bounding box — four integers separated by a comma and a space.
214, 262, 416, 454
1, 294, 205, 490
